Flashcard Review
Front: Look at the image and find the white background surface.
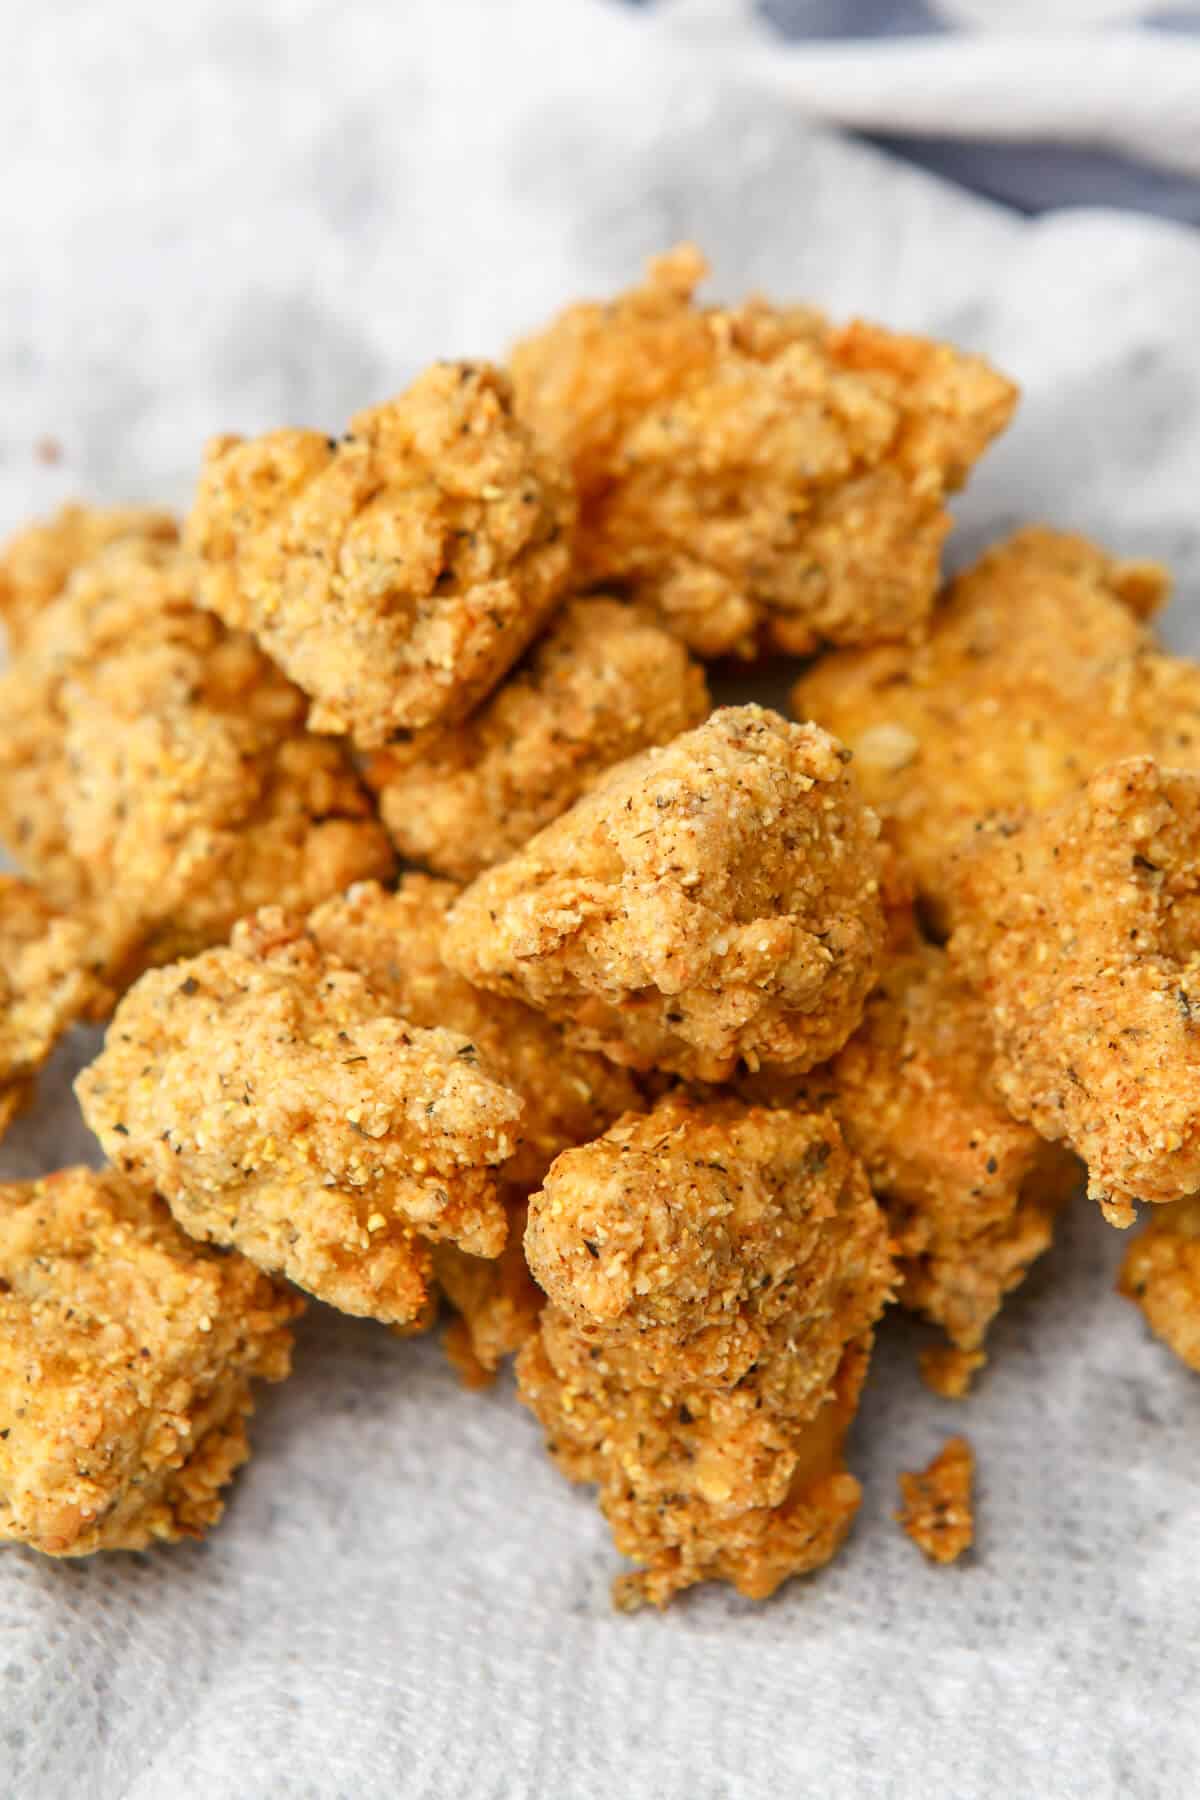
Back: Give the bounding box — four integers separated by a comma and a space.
2, 4, 1200, 1796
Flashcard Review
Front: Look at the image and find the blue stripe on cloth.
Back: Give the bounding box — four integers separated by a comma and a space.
758, 0, 945, 36
860, 134, 1200, 224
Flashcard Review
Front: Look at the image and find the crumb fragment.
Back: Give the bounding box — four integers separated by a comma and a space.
187, 362, 576, 747
1118, 1195, 1200, 1371
897, 1437, 975, 1564
445, 705, 885, 1081
511, 245, 1015, 658
795, 527, 1178, 927
949, 757, 1200, 1225
0, 1165, 301, 1555
366, 596, 711, 880
0, 875, 102, 1140
518, 1095, 893, 1607
76, 909, 523, 1324
919, 1346, 987, 1400
0, 501, 177, 649
0, 532, 393, 985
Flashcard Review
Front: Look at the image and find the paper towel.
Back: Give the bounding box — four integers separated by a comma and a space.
1, 3, 1199, 1795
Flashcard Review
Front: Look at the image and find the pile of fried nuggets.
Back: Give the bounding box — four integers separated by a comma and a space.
1, 246, 1196, 1606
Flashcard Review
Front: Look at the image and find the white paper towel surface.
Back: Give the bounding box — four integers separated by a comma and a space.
2, 4, 1200, 1796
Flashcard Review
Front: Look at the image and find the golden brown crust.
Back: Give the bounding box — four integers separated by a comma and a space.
306, 877, 641, 1191
435, 1198, 544, 1388
795, 527, 1178, 927
0, 502, 178, 649
949, 758, 1200, 1225
187, 362, 576, 747
747, 941, 1078, 1368
366, 596, 711, 880
0, 875, 102, 1141
918, 1347, 986, 1400
1118, 1195, 1200, 1372
511, 245, 1015, 659
445, 706, 886, 1082
897, 1436, 975, 1564
0, 1165, 301, 1556
518, 1096, 893, 1607
0, 534, 394, 986
76, 909, 524, 1324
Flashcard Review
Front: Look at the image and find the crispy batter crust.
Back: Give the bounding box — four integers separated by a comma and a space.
755, 940, 1078, 1371
1118, 1195, 1200, 1372
897, 1437, 974, 1564
949, 758, 1200, 1225
188, 363, 576, 747
445, 706, 886, 1081
0, 876, 101, 1140
366, 596, 711, 880
0, 534, 393, 984
0, 502, 178, 649
435, 1198, 544, 1388
795, 527, 1176, 926
77, 910, 524, 1324
307, 877, 641, 1191
0, 1165, 301, 1556
518, 1096, 893, 1607
511, 245, 1015, 658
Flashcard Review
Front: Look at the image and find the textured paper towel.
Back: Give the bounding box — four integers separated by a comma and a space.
2, 3, 1200, 1797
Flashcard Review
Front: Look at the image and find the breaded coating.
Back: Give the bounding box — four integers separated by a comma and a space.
0, 1165, 301, 1556
1119, 1196, 1200, 1372
897, 1437, 975, 1564
510, 245, 1015, 659
518, 1096, 893, 1608
795, 527, 1177, 925
0, 501, 177, 649
949, 758, 1200, 1226
918, 1346, 986, 1401
435, 1198, 544, 1388
0, 876, 101, 1139
366, 596, 711, 880
445, 706, 886, 1082
76, 910, 523, 1325
307, 877, 641, 1190
187, 362, 576, 748
777, 940, 1078, 1372
0, 534, 393, 983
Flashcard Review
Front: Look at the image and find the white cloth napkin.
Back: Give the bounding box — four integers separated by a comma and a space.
660, 0, 1200, 178
2, 3, 1200, 1796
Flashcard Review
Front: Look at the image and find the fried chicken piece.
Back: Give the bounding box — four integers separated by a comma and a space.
897, 1437, 975, 1564
0, 533, 393, 984
1118, 1196, 1200, 1372
510, 245, 1015, 659
752, 940, 1078, 1378
0, 1165, 301, 1556
518, 1095, 893, 1607
445, 706, 886, 1082
76, 910, 523, 1325
0, 501, 177, 649
795, 527, 1176, 927
435, 1198, 544, 1388
0, 876, 102, 1140
307, 877, 641, 1190
187, 362, 576, 748
307, 878, 633, 1378
366, 597, 711, 880
949, 758, 1200, 1226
